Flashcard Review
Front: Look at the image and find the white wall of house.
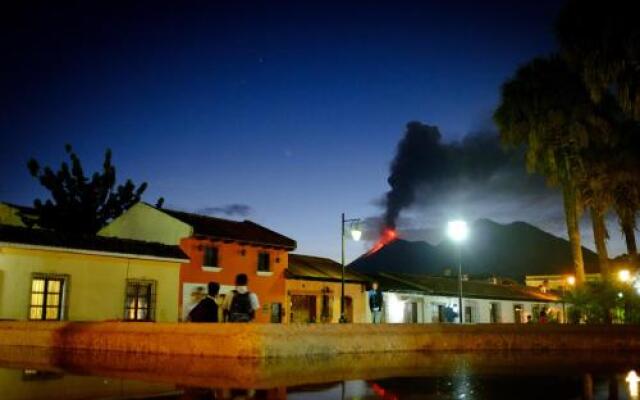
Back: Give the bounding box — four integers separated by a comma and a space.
377, 291, 564, 324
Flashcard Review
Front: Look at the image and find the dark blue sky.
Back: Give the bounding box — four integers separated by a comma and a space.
2, 1, 582, 261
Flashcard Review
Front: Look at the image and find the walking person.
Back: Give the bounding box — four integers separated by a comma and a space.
223, 273, 260, 322
188, 281, 222, 322
368, 281, 384, 324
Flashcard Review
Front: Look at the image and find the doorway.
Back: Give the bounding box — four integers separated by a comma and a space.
290, 295, 317, 323
514, 304, 524, 323
344, 296, 354, 323
404, 301, 419, 323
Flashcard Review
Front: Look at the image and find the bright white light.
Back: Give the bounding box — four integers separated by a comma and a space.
619, 269, 631, 283
618, 292, 624, 299
627, 370, 640, 398
447, 220, 469, 242
566, 276, 576, 286
386, 293, 405, 323
350, 228, 362, 241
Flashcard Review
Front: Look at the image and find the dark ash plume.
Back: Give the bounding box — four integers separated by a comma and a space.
384, 122, 448, 227
383, 121, 524, 228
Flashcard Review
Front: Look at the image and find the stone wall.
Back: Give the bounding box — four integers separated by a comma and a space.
2, 321, 640, 358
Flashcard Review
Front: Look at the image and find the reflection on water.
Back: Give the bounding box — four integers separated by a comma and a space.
2, 346, 640, 399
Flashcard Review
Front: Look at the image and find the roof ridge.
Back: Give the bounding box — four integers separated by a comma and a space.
290, 253, 339, 262
160, 207, 244, 224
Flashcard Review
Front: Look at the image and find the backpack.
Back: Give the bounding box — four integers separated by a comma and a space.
228, 291, 253, 322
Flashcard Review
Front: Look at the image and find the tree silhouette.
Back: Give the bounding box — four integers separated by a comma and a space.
24, 145, 159, 234
494, 55, 612, 285
556, 0, 640, 120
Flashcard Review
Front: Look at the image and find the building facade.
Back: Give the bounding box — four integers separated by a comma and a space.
370, 272, 564, 324
100, 203, 296, 322
286, 254, 369, 323
0, 225, 186, 322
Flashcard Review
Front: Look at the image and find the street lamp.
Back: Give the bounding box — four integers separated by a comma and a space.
619, 269, 631, 283
340, 213, 361, 323
447, 220, 468, 324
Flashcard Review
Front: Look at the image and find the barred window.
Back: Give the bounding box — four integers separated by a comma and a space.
29, 274, 68, 321
257, 252, 270, 272
124, 280, 156, 321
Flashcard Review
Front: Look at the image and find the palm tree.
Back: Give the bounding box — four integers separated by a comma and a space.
578, 147, 612, 278
556, 0, 640, 121
494, 56, 611, 285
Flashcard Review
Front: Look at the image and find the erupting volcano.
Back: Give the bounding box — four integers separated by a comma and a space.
368, 227, 398, 255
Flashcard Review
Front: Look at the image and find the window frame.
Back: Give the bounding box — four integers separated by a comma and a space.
29, 274, 68, 321
257, 252, 271, 272
202, 246, 219, 268
124, 279, 157, 322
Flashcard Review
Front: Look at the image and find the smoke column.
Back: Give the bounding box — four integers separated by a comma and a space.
384, 122, 448, 228
383, 121, 515, 229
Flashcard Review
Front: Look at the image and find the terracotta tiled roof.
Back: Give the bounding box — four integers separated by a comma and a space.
287, 254, 370, 283
372, 272, 560, 302
0, 224, 188, 261
160, 208, 296, 250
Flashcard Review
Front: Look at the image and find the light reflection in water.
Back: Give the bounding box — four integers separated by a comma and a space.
627, 370, 640, 399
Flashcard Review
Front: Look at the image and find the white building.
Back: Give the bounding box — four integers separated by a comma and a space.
368, 272, 564, 324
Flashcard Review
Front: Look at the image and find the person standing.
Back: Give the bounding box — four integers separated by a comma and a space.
188, 282, 221, 322
223, 273, 260, 322
368, 281, 384, 324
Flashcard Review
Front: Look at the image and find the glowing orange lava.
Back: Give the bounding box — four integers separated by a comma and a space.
368, 227, 398, 255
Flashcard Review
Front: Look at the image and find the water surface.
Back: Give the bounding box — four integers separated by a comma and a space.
1, 346, 639, 399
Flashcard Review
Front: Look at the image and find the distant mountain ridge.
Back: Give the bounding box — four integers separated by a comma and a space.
348, 219, 600, 282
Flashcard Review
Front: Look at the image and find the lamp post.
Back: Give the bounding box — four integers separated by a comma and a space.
447, 220, 469, 324
340, 212, 361, 323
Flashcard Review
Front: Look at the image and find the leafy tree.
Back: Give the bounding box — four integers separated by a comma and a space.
556, 0, 640, 120
494, 56, 612, 285
24, 145, 161, 234
565, 280, 640, 324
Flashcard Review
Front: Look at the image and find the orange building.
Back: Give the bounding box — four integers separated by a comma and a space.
99, 203, 296, 322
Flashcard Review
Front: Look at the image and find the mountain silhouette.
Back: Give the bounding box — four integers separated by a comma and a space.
349, 219, 600, 281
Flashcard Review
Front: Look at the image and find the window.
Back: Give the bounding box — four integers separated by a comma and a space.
124, 280, 156, 321
203, 247, 219, 267
464, 306, 473, 323
29, 275, 67, 321
490, 302, 501, 323
257, 252, 270, 272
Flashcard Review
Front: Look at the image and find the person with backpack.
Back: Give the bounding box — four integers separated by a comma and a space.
223, 273, 260, 322
187, 281, 222, 322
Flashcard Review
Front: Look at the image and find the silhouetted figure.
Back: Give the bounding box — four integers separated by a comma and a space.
539, 309, 548, 324
188, 282, 221, 322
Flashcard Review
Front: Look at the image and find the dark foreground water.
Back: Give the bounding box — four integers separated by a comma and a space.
2, 346, 640, 399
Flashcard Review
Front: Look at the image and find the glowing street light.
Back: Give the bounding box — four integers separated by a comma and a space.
619, 269, 632, 283
447, 220, 468, 324
350, 226, 362, 241
447, 220, 469, 242
340, 213, 361, 323
566, 275, 576, 286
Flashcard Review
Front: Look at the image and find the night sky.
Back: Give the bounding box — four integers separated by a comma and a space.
4, 1, 620, 261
